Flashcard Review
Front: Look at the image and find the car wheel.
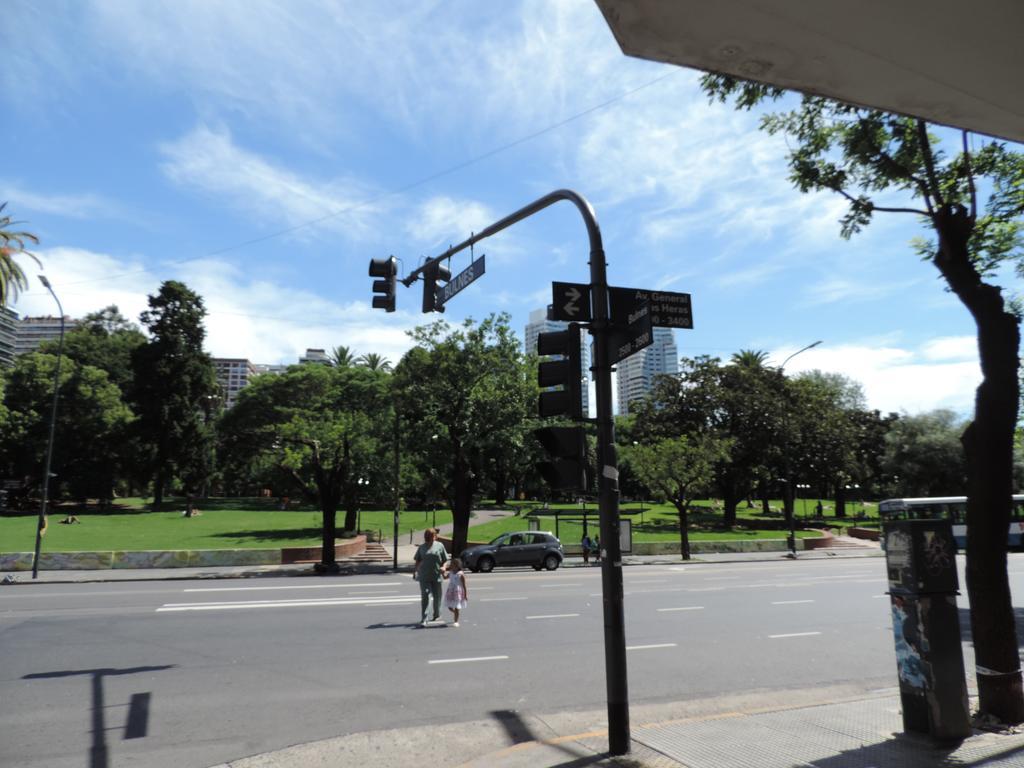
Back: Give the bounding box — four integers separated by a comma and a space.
543, 554, 560, 571
478, 555, 495, 573
532, 564, 543, 571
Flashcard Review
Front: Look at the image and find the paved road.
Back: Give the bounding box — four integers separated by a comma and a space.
2, 555, 1021, 768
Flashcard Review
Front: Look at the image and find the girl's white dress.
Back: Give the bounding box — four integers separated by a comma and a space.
444, 571, 467, 610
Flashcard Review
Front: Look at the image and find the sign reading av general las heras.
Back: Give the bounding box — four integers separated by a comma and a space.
609, 287, 693, 329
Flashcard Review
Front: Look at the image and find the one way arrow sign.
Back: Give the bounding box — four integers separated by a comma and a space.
550, 282, 592, 322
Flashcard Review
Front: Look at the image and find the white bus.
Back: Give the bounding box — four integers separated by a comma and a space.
878, 495, 1024, 548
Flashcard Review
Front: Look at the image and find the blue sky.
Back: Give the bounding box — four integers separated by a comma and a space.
4, 0, 1018, 415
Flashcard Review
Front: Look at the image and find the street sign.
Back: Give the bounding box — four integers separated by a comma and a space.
435, 255, 486, 308
609, 286, 693, 329
608, 300, 653, 365
550, 281, 592, 322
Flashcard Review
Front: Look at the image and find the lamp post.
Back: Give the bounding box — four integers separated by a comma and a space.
779, 340, 822, 558
356, 477, 368, 533
32, 275, 65, 579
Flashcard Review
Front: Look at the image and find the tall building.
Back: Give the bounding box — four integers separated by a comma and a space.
525, 307, 590, 416
15, 315, 79, 356
299, 348, 331, 365
212, 358, 258, 409
616, 327, 678, 416
0, 307, 18, 367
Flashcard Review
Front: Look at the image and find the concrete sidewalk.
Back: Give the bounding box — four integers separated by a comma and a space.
212, 689, 1024, 768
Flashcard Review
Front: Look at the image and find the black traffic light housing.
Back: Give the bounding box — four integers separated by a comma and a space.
537, 323, 583, 420
369, 256, 397, 312
534, 426, 588, 490
422, 261, 452, 313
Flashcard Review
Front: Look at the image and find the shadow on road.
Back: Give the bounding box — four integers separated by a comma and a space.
23, 664, 175, 768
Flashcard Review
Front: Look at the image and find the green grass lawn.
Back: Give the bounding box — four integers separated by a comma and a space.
0, 498, 453, 553
0, 495, 872, 553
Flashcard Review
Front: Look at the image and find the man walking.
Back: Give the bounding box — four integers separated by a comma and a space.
414, 528, 448, 626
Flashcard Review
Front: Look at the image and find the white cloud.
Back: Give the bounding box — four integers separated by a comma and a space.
771, 341, 980, 415
11, 246, 419, 367
0, 182, 119, 220
159, 125, 383, 240
405, 196, 496, 249
920, 336, 977, 361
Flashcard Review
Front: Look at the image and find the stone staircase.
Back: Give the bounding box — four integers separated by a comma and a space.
826, 535, 880, 549
346, 541, 392, 562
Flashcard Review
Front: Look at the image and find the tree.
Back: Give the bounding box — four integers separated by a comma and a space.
1, 353, 133, 504
393, 314, 532, 553
0, 202, 41, 306
702, 76, 1024, 720
330, 345, 355, 368
625, 434, 729, 560
632, 355, 785, 527
882, 410, 968, 497
357, 352, 392, 372
219, 363, 393, 570
131, 281, 218, 507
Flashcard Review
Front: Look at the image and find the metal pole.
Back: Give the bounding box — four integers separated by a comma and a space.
32, 276, 65, 580
407, 189, 629, 754
779, 341, 822, 559
393, 409, 400, 571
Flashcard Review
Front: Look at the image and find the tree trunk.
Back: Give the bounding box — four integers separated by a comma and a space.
450, 445, 473, 556
935, 203, 1024, 723
835, 485, 847, 518
675, 502, 691, 560
494, 458, 508, 506
320, 504, 338, 566
721, 482, 740, 528
153, 469, 165, 508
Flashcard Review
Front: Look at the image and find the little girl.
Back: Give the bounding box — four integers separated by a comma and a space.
444, 558, 469, 627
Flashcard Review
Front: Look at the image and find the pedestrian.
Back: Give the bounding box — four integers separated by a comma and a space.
593, 535, 601, 564
413, 528, 448, 627
581, 533, 592, 565
444, 558, 469, 627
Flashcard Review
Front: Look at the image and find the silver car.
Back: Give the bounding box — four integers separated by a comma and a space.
460, 531, 564, 572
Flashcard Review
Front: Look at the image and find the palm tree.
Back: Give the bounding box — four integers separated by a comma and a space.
0, 202, 41, 306
357, 352, 392, 372
329, 345, 356, 368
731, 349, 770, 369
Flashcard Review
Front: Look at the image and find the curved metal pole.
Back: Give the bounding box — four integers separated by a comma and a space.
408, 189, 629, 754
779, 340, 823, 557
32, 275, 65, 579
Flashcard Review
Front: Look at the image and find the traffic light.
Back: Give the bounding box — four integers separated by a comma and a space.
534, 426, 588, 490
368, 256, 397, 312
537, 323, 583, 420
421, 260, 452, 313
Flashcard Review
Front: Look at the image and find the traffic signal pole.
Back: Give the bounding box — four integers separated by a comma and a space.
400, 189, 630, 755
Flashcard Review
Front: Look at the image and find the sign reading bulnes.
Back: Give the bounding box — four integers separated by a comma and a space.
609, 287, 692, 329
435, 255, 486, 308
550, 281, 592, 322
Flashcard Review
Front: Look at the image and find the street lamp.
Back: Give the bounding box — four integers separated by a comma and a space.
32, 275, 65, 579
797, 483, 811, 518
356, 477, 368, 533
779, 340, 823, 558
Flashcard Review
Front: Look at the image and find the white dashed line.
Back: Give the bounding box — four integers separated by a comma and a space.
627, 643, 677, 651
540, 583, 581, 588
657, 606, 704, 612
479, 597, 528, 602
526, 613, 580, 620
769, 632, 822, 639
771, 600, 815, 605
428, 655, 509, 665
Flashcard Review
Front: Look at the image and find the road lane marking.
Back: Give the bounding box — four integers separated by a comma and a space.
479, 597, 528, 602
627, 643, 677, 651
771, 600, 815, 605
526, 613, 580, 620
428, 655, 509, 665
657, 606, 704, 612
539, 583, 581, 588
872, 594, 889, 599
183, 582, 403, 593
769, 632, 822, 639
704, 576, 740, 581
157, 596, 418, 612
